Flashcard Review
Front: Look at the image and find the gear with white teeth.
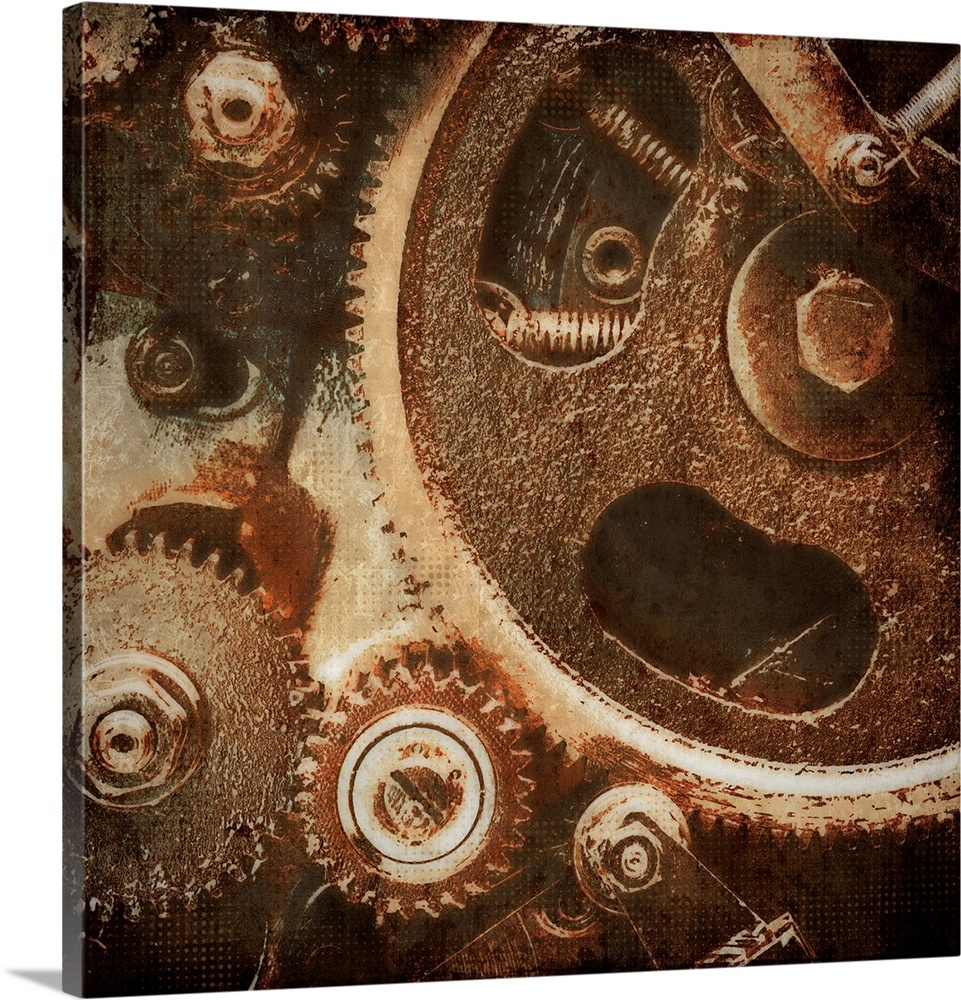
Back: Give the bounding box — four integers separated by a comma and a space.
63, 533, 303, 918
295, 643, 537, 918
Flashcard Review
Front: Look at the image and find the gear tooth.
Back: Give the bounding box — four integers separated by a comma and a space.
176, 538, 196, 563
769, 825, 789, 847
389, 662, 417, 691
512, 723, 548, 755
413, 898, 441, 918
203, 549, 224, 576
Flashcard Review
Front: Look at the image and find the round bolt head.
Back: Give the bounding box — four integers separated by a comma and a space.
830, 133, 890, 203
337, 707, 497, 885
796, 271, 895, 393
573, 784, 690, 912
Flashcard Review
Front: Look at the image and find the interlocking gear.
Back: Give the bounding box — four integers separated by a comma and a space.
352, 25, 958, 845
295, 643, 536, 918
63, 533, 303, 917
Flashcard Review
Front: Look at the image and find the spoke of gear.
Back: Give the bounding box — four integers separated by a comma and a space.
295, 643, 540, 918
63, 533, 303, 918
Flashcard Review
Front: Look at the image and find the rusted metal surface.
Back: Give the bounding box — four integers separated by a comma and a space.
65, 7, 959, 991
718, 34, 960, 288
295, 643, 539, 919
64, 533, 301, 918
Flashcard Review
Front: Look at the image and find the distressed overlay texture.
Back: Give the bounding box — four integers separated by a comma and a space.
63, 5, 960, 995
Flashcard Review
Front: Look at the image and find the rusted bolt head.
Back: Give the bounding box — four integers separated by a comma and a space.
573, 784, 690, 912
796, 271, 895, 393
184, 51, 297, 171
830, 133, 890, 203
601, 830, 662, 894
80, 652, 204, 808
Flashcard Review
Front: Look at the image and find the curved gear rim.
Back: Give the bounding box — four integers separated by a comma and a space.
346, 26, 959, 842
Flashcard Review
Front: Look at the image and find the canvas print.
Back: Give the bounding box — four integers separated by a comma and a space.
62, 5, 960, 995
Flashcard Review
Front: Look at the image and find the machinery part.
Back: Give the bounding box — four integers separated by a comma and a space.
176, 34, 357, 229
296, 644, 535, 918
362, 24, 958, 838
185, 51, 298, 175
708, 62, 814, 193
579, 226, 646, 302
572, 785, 813, 969
79, 651, 203, 808
889, 52, 961, 143
471, 45, 701, 370
124, 315, 262, 419
583, 89, 693, 195
573, 784, 690, 911
581, 483, 877, 715
697, 912, 816, 966
828, 132, 891, 204
718, 34, 959, 289
795, 271, 894, 392
727, 211, 938, 461
529, 878, 602, 939
64, 534, 302, 916
125, 324, 205, 411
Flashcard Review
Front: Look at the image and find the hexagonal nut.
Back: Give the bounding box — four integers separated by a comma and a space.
796, 271, 895, 393
573, 784, 690, 912
81, 652, 203, 806
184, 51, 297, 170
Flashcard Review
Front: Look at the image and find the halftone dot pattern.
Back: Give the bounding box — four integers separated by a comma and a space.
68, 5, 959, 995
82, 880, 272, 996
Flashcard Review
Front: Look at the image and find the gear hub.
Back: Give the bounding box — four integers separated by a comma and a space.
296, 643, 536, 917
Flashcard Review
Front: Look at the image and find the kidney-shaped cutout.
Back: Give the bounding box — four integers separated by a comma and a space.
582, 483, 877, 715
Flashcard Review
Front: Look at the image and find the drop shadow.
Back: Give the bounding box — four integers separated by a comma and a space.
8, 970, 62, 992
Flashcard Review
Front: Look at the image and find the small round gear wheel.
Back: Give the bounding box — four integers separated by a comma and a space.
64, 534, 303, 916
296, 644, 535, 918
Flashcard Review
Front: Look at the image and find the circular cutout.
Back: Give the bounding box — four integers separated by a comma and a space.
338, 708, 496, 882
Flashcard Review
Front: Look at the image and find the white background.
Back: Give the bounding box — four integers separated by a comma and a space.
1, 1, 958, 998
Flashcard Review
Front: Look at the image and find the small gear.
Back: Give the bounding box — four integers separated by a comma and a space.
63, 533, 303, 917
295, 643, 536, 918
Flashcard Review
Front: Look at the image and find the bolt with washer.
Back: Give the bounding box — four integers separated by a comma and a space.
573, 784, 690, 912
796, 270, 895, 393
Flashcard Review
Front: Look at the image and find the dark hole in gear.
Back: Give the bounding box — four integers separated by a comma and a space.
222, 98, 255, 123
581, 483, 878, 715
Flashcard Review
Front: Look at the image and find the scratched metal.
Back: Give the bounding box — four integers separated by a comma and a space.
63, 7, 960, 994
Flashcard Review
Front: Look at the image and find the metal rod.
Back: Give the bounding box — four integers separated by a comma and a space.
891, 52, 961, 142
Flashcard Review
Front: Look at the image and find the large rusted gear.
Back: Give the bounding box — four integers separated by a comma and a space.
295, 643, 537, 918
352, 24, 958, 845
63, 533, 303, 918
